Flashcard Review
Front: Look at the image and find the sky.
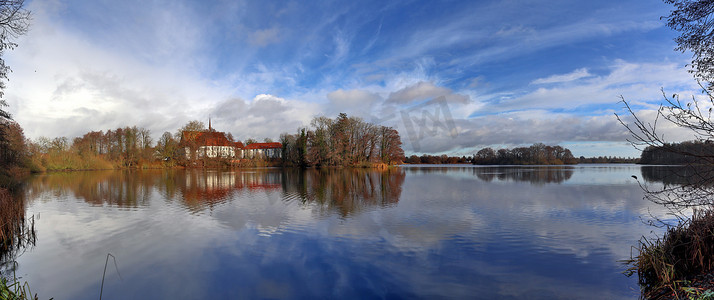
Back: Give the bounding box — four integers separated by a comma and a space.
1, 0, 705, 157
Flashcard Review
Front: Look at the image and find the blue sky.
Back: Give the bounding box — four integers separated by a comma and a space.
3, 0, 702, 157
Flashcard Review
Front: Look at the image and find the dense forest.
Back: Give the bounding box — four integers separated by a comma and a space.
472, 143, 578, 165
639, 141, 714, 165
280, 113, 405, 167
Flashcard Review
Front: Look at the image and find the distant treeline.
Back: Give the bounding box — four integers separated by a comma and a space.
577, 156, 640, 164
403, 147, 639, 166
473, 143, 578, 165
280, 113, 405, 167
404, 154, 471, 164
639, 141, 714, 165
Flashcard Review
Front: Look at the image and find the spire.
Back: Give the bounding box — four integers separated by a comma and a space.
209, 116, 212, 132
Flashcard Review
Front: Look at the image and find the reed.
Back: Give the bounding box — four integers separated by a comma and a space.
0, 189, 34, 263
626, 209, 714, 298
0, 189, 40, 300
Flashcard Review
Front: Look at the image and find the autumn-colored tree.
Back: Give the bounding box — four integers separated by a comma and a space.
0, 121, 24, 167
378, 127, 404, 165
0, 0, 30, 184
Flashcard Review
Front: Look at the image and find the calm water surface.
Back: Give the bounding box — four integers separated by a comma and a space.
8, 165, 675, 299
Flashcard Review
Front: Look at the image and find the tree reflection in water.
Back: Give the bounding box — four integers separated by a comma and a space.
473, 166, 574, 184
638, 165, 714, 211
404, 166, 574, 184
26, 171, 154, 207
25, 168, 406, 217
282, 168, 405, 217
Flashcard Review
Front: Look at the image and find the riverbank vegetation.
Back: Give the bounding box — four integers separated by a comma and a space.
626, 210, 714, 299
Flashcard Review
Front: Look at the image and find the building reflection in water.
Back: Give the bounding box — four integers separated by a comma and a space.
179, 169, 283, 210
26, 166, 696, 212
25, 168, 406, 217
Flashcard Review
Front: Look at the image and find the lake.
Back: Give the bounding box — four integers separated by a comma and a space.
3, 165, 675, 299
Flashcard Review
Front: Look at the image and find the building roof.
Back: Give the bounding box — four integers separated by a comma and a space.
244, 142, 282, 149
182, 131, 233, 147
181, 130, 278, 150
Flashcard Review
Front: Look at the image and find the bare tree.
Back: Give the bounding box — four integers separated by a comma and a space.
616, 91, 714, 211
0, 0, 29, 166
613, 0, 714, 212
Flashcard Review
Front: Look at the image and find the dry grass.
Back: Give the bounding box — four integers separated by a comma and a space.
626, 209, 714, 298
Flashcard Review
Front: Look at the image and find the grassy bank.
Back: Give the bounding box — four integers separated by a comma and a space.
627, 209, 714, 299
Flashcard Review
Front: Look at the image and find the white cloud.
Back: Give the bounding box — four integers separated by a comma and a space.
386, 81, 469, 105
326, 89, 381, 117
209, 94, 320, 141
492, 60, 696, 112
0, 0, 698, 158
531, 68, 592, 84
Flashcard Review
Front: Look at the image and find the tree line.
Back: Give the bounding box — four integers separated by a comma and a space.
404, 154, 472, 164
403, 153, 638, 165
0, 113, 407, 174
280, 113, 405, 167
639, 141, 714, 165
472, 143, 578, 165
577, 156, 640, 164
